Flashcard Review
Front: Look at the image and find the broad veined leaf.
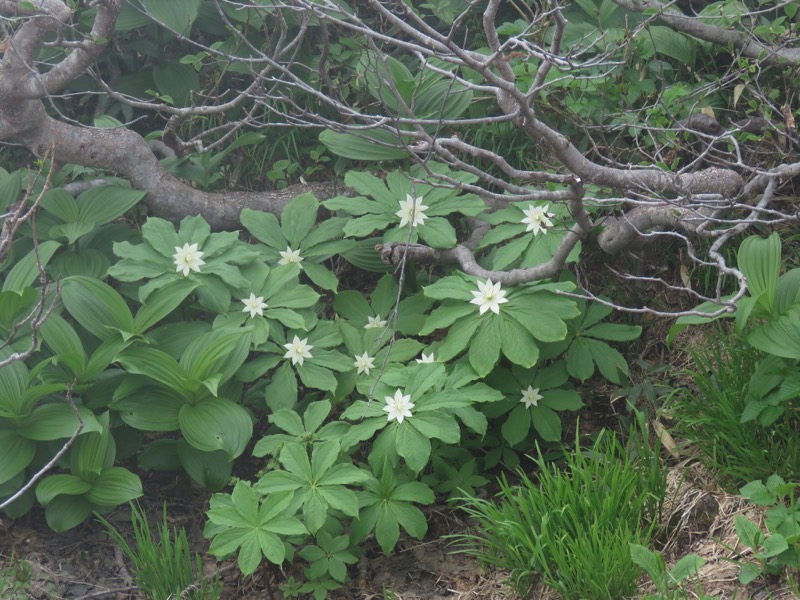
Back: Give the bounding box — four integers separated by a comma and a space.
85, 466, 143, 506
18, 403, 100, 440
748, 304, 800, 359
0, 429, 36, 485
133, 278, 198, 333
35, 474, 92, 505
179, 397, 253, 458
115, 389, 183, 431
319, 129, 409, 161
2, 240, 62, 293
44, 494, 94, 532
177, 442, 231, 490
76, 185, 146, 226
61, 276, 135, 340
738, 233, 781, 316
116, 347, 189, 394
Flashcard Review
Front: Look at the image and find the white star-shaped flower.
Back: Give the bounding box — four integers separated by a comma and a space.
415, 352, 436, 364
364, 315, 388, 330
521, 204, 555, 236
241, 293, 268, 318
383, 389, 415, 424
469, 278, 509, 315
283, 335, 313, 366
353, 352, 376, 375
520, 385, 543, 408
395, 194, 430, 228
278, 246, 304, 266
173, 243, 205, 277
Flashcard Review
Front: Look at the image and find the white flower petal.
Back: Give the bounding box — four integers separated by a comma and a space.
241, 293, 268, 318
283, 335, 313, 366
470, 278, 508, 316
173, 243, 205, 277
395, 194, 429, 228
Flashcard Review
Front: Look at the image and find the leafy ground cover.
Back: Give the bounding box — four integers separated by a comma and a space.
3, 324, 800, 600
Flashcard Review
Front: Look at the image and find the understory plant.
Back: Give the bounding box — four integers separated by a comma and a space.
0, 160, 642, 594
97, 502, 222, 600
630, 544, 707, 600
672, 232, 800, 486
726, 474, 800, 585
451, 426, 666, 599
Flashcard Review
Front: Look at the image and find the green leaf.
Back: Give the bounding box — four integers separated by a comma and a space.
585, 322, 642, 342
76, 185, 146, 226
179, 397, 253, 458
0, 347, 28, 410
0, 429, 35, 485
115, 390, 183, 431
61, 276, 135, 340
44, 494, 94, 532
302, 262, 339, 292
0, 287, 38, 332
137, 439, 181, 471
0, 169, 22, 213
133, 278, 198, 333
117, 347, 188, 394
241, 208, 286, 247
297, 362, 338, 393
391, 502, 429, 540
18, 403, 100, 440
747, 304, 800, 359
411, 412, 460, 444
395, 424, 431, 472
281, 192, 319, 246
264, 362, 299, 412
586, 338, 629, 384
141, 0, 201, 33
36, 474, 92, 505
761, 534, 789, 558
630, 544, 664, 582
375, 507, 401, 554
71, 414, 113, 479
319, 129, 409, 161
669, 553, 705, 582
85, 467, 143, 506
469, 318, 501, 376
177, 442, 231, 490
433, 314, 480, 361
566, 338, 594, 381
153, 62, 199, 106
182, 327, 252, 384
500, 315, 539, 368
739, 562, 761, 585
531, 405, 562, 441
417, 217, 457, 249
501, 404, 531, 446
2, 240, 62, 293
735, 515, 764, 549
269, 408, 305, 437
738, 233, 781, 316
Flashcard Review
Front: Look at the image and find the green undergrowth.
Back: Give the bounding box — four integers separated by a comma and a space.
451, 423, 667, 599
